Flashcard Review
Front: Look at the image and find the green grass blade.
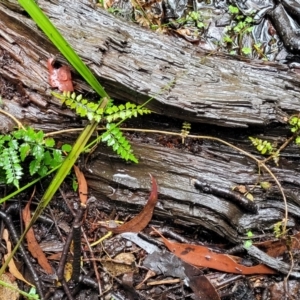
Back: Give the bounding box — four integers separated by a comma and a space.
0, 0, 109, 279
18, 0, 108, 98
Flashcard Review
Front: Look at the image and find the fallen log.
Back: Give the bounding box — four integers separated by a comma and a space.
0, 0, 299, 129
85, 132, 300, 244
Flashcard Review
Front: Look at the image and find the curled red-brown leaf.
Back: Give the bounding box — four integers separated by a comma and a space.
107, 174, 158, 233
153, 228, 276, 275
3, 229, 33, 286
254, 231, 300, 258
47, 58, 74, 92
74, 165, 88, 206
23, 198, 53, 274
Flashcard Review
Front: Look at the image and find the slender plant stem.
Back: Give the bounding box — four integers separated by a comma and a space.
0, 166, 60, 205
0, 109, 25, 130
0, 279, 38, 299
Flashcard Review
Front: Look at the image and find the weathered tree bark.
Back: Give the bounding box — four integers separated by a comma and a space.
86, 134, 300, 244
1, 0, 300, 129
1, 0, 300, 246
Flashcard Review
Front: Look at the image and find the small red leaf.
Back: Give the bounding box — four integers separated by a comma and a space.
47, 58, 74, 92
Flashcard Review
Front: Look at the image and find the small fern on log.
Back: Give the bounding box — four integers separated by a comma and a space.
53, 91, 151, 163
249, 137, 273, 155
53, 91, 151, 123
181, 122, 191, 143
102, 123, 138, 163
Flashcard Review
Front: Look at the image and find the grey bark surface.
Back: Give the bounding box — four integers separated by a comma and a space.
1, 0, 300, 246
86, 135, 300, 244
1, 0, 300, 129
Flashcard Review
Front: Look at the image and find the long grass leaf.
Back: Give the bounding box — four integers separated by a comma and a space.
18, 0, 108, 98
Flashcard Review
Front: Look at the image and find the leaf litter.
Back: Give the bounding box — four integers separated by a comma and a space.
2, 171, 293, 298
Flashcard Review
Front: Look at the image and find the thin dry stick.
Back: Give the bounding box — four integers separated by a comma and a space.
81, 229, 103, 298
59, 189, 102, 297
285, 250, 294, 284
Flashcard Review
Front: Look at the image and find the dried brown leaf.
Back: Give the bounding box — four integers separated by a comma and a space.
135, 14, 151, 28
255, 231, 300, 257
153, 228, 276, 275
74, 165, 88, 205
106, 174, 158, 233
22, 201, 53, 274
102, 253, 136, 276
189, 275, 220, 300
2, 229, 33, 287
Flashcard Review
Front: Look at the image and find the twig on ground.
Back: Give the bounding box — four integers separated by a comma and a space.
0, 209, 45, 299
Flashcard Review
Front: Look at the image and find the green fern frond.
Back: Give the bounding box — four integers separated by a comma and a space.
0, 148, 23, 189
0, 127, 67, 188
105, 102, 151, 122
53, 91, 151, 123
181, 122, 191, 143
102, 123, 138, 163
249, 137, 280, 165
29, 159, 41, 176
52, 91, 151, 163
52, 91, 107, 122
249, 137, 273, 155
